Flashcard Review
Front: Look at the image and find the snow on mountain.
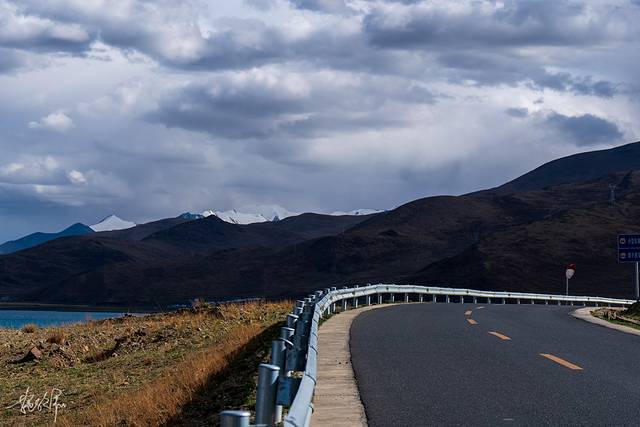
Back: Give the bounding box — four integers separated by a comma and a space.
179, 205, 382, 226
330, 209, 384, 216
90, 214, 136, 232
201, 209, 269, 225
240, 205, 299, 221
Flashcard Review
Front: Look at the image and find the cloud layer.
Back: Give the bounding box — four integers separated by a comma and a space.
0, 0, 638, 241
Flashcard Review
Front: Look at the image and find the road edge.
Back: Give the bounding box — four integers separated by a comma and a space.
311, 304, 393, 427
571, 307, 640, 337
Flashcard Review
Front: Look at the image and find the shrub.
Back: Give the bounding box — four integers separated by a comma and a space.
22, 323, 38, 333
47, 329, 66, 345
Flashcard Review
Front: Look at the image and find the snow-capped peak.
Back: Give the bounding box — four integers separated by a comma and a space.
181, 205, 382, 226
240, 204, 299, 221
330, 209, 384, 216
90, 214, 136, 232
201, 209, 270, 225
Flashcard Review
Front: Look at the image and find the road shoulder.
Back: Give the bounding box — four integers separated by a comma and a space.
572, 307, 640, 337
312, 304, 393, 427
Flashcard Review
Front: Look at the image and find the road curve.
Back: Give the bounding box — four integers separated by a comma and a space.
350, 303, 640, 426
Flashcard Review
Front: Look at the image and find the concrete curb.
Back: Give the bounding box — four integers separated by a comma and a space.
571, 307, 640, 337
311, 304, 396, 427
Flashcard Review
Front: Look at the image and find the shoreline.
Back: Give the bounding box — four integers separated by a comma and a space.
0, 302, 158, 313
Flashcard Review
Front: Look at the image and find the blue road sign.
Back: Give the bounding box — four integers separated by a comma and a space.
618, 234, 640, 263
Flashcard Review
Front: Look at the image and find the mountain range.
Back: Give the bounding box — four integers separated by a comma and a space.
0, 207, 383, 255
0, 223, 94, 255
1, 141, 640, 307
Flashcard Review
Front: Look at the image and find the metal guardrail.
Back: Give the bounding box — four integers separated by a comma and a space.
220, 284, 635, 426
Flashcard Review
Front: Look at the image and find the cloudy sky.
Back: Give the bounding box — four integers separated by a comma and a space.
0, 0, 639, 241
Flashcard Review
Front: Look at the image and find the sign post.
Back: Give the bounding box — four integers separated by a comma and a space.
565, 264, 576, 296
617, 235, 640, 301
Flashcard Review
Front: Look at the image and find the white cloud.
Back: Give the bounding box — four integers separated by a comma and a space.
28, 111, 74, 132
67, 169, 86, 184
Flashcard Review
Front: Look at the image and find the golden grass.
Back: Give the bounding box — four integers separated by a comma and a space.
66, 324, 261, 427
41, 300, 292, 427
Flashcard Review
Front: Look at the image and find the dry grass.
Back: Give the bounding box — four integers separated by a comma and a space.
0, 300, 291, 426
46, 328, 66, 345
67, 324, 262, 427
21, 323, 38, 333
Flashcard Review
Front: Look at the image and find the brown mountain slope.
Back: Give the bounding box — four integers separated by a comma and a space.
2, 144, 640, 307
412, 174, 640, 298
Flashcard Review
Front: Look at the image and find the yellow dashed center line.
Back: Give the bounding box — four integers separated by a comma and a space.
540, 353, 583, 370
467, 318, 478, 325
465, 310, 473, 316
488, 331, 512, 340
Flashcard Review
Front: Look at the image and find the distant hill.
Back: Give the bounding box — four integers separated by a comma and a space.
2, 142, 640, 306
0, 223, 94, 255
482, 141, 640, 194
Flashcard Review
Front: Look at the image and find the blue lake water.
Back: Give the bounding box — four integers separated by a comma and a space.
0, 310, 124, 329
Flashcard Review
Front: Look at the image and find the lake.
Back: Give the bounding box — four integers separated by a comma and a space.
0, 310, 124, 329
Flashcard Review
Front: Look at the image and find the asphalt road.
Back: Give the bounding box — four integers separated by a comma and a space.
350, 303, 640, 426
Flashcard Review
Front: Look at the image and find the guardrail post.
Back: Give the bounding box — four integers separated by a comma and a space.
460, 295, 465, 304
255, 364, 280, 426
432, 294, 436, 303
516, 298, 520, 304
391, 293, 395, 303
472, 296, 477, 304
445, 295, 450, 303
366, 295, 371, 306
377, 293, 382, 304
353, 296, 358, 308
220, 410, 250, 427
544, 299, 548, 305
280, 326, 294, 341
342, 299, 348, 311
404, 293, 409, 303
271, 340, 286, 423
287, 314, 298, 329
501, 298, 506, 304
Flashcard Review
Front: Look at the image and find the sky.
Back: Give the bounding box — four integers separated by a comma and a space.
0, 0, 639, 241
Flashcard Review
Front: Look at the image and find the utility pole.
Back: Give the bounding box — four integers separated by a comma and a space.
635, 262, 640, 301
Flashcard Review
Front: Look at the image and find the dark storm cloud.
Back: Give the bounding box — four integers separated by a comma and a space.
145, 72, 438, 141
438, 52, 618, 97
364, 1, 604, 49
0, 4, 95, 54
545, 113, 623, 146
288, 0, 352, 14
145, 78, 306, 139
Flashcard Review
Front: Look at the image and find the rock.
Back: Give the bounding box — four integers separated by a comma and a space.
12, 347, 42, 364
